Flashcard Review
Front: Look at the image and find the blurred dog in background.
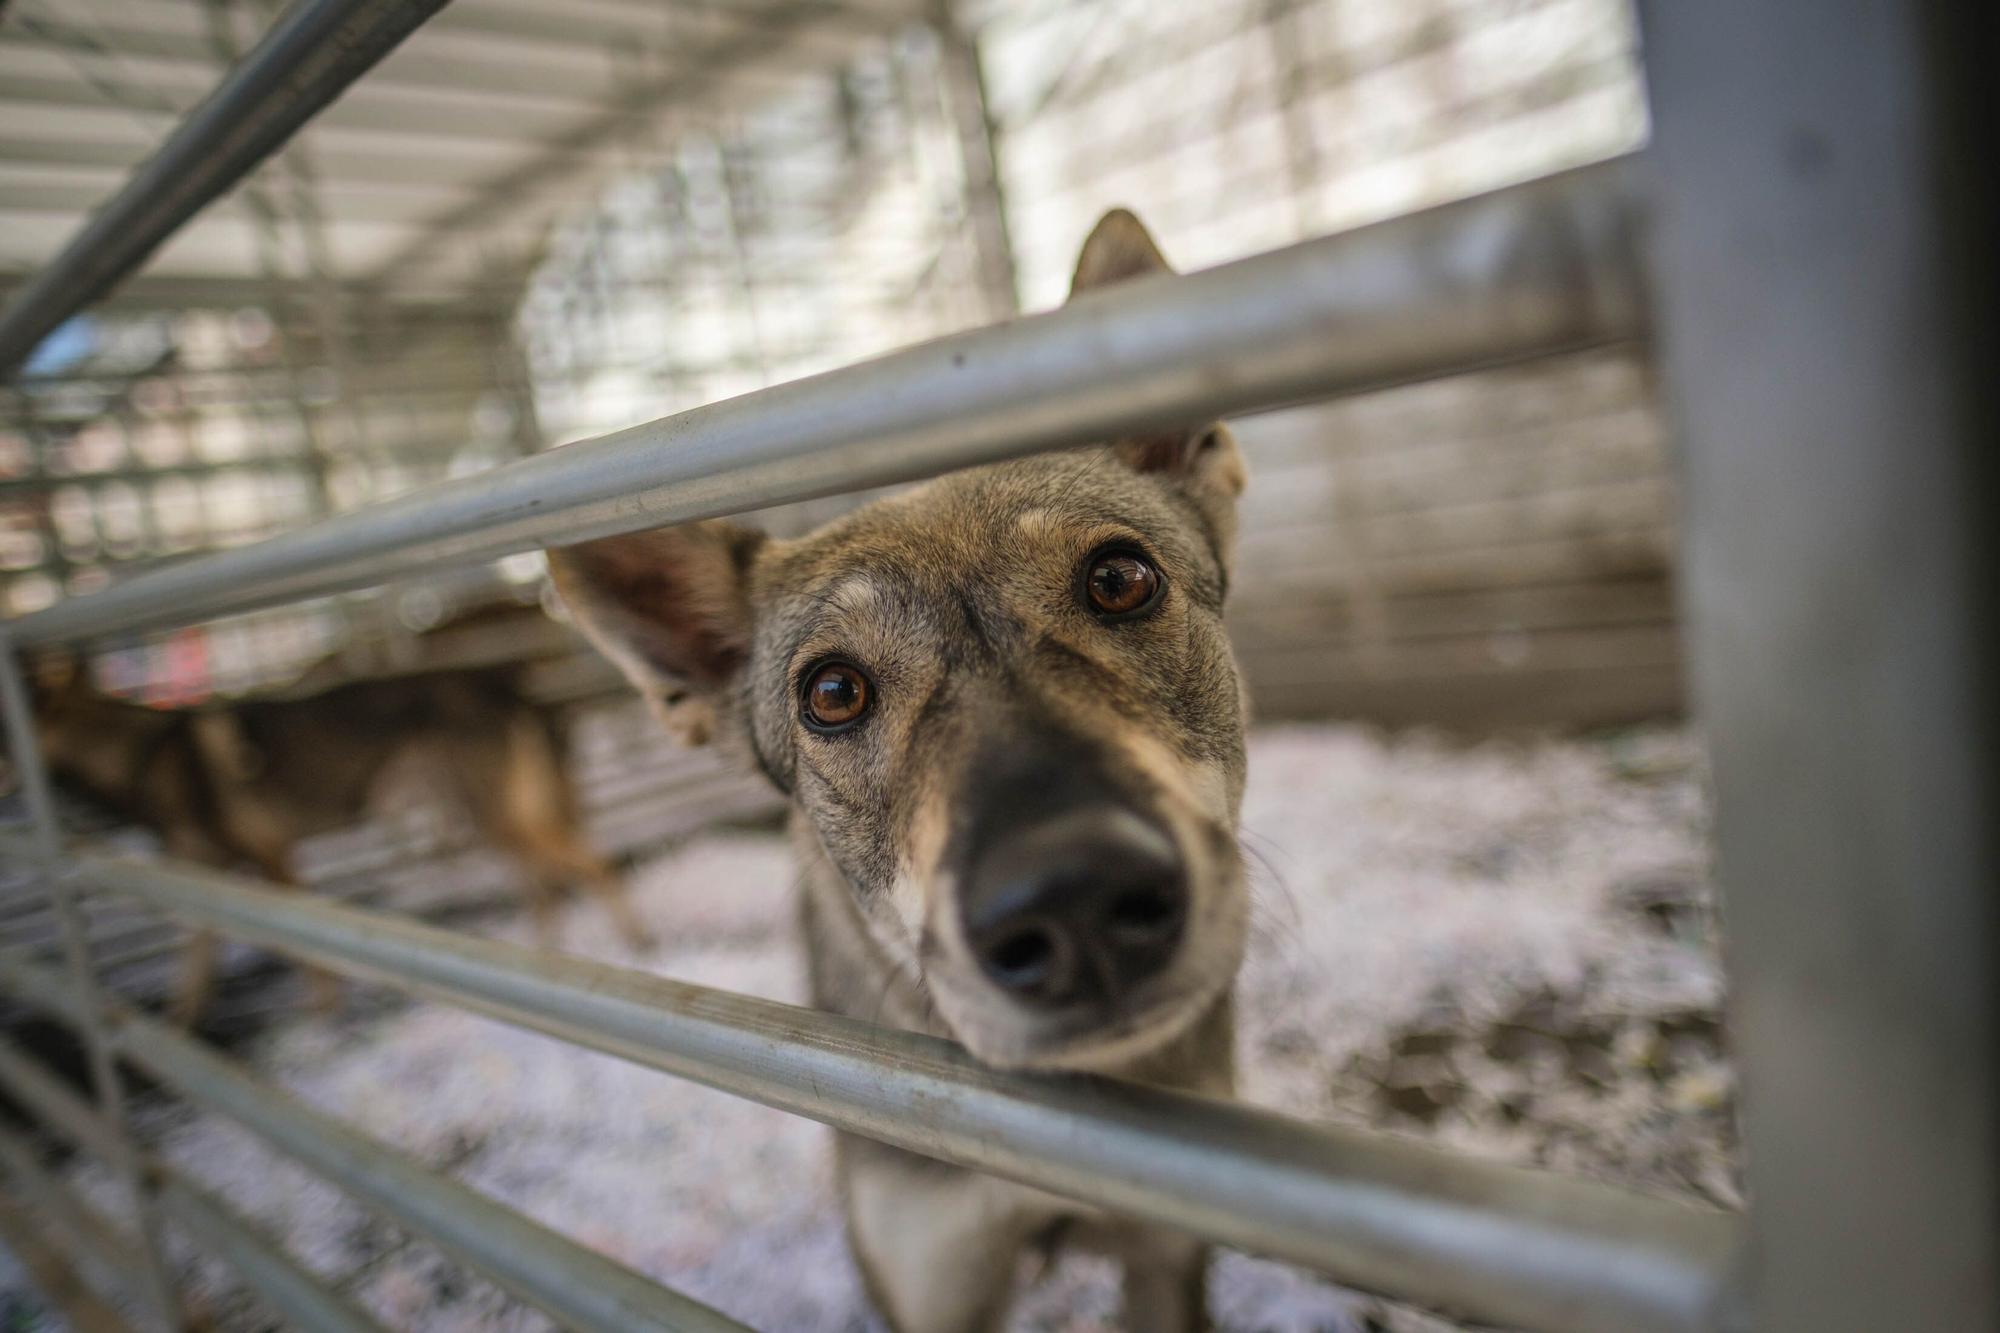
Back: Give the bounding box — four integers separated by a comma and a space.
28, 644, 649, 1026
550, 209, 1249, 1333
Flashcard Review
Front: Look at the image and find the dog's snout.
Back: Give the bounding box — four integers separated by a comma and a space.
962, 807, 1186, 1007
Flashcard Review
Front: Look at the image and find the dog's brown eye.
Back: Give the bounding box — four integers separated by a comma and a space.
803, 662, 871, 731
1085, 549, 1162, 618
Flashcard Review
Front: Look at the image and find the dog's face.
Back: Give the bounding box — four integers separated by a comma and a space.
551, 211, 1250, 1070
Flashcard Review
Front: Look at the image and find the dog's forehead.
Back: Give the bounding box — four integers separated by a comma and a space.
766, 451, 1178, 608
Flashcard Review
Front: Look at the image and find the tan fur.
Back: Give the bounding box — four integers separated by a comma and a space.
550, 209, 1246, 1331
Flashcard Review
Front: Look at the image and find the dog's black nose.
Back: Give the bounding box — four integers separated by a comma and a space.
962, 807, 1186, 1007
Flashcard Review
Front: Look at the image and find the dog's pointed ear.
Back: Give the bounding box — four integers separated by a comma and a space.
547, 520, 765, 746
1068, 209, 1248, 542
1068, 207, 1172, 296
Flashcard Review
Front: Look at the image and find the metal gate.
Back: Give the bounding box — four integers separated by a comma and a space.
0, 1, 1990, 1330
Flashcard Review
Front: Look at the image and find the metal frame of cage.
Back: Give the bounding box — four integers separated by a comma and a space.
0, 0, 1991, 1330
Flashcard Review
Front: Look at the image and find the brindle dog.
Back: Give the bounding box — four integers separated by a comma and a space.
550, 210, 1249, 1332
31, 659, 650, 1024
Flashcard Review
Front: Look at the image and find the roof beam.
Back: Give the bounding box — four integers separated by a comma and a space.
0, 270, 516, 321
0, 70, 605, 144
0, 134, 677, 191
0, 12, 604, 104
0, 179, 572, 236
0, 6, 893, 106
0, 136, 144, 170
0, 178, 554, 229
99, 0, 905, 60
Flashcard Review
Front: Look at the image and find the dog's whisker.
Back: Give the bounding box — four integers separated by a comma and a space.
1239, 832, 1325, 996
1241, 834, 1304, 929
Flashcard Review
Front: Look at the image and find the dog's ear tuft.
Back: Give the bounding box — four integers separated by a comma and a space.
548, 520, 765, 746
1113, 424, 1247, 496
1068, 207, 1172, 298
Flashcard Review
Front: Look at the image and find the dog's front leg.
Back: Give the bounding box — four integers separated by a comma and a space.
840, 1137, 1055, 1333
1116, 1229, 1210, 1333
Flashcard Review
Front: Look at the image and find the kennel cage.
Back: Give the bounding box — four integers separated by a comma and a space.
0, 0, 1991, 1331
0, 0, 1682, 1085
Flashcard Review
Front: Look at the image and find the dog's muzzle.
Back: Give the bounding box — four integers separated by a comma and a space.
959, 805, 1187, 1009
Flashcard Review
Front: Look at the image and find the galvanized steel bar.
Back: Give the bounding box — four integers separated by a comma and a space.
0, 1032, 384, 1333
0, 1036, 127, 1163
0, 1123, 148, 1306
0, 640, 183, 1326
153, 1177, 391, 1333
0, 950, 748, 1333
0, 0, 452, 378
0, 1191, 133, 1333
1641, 0, 1998, 1328
4, 156, 1647, 646
43, 843, 1737, 1333
129, 1031, 745, 1333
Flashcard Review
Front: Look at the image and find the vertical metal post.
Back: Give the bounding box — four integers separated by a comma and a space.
277, 141, 379, 486
1262, 0, 1322, 237
932, 0, 1018, 321
22, 417, 72, 594
715, 133, 775, 387
1641, 1, 1997, 1328
491, 322, 546, 461
201, 0, 336, 520
0, 636, 183, 1329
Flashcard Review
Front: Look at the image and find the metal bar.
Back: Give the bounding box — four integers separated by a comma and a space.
199, 0, 338, 520
0, 642, 183, 1327
0, 948, 752, 1328
3, 1042, 386, 1333
0, 1123, 149, 1306
0, 1036, 385, 1333
932, 0, 1019, 320
104, 0, 902, 50
31, 843, 1738, 1333
6, 156, 1647, 647
153, 1176, 391, 1333
0, 1088, 360, 1328
0, 0, 451, 379
0, 1036, 127, 1163
0, 950, 748, 1333
1640, 1, 1996, 1329
0, 1191, 134, 1333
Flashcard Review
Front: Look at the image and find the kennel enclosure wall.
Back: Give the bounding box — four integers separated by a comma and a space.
2, 2, 1994, 1332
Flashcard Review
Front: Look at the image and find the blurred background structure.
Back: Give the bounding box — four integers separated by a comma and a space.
1, 0, 1663, 726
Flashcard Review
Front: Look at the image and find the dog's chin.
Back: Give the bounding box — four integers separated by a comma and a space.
932, 972, 1230, 1074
